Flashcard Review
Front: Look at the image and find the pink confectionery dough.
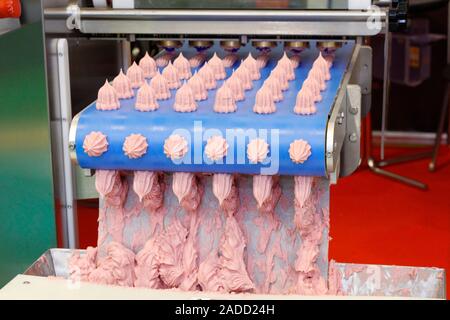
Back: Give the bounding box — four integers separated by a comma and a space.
256, 53, 270, 69
277, 52, 295, 81
270, 67, 289, 91
198, 216, 254, 293
302, 78, 322, 103
135, 82, 159, 112
139, 52, 157, 79
172, 172, 203, 214
213, 174, 240, 217
156, 53, 173, 68
150, 71, 171, 100
123, 133, 148, 159
189, 53, 206, 68
134, 237, 163, 289
136, 171, 165, 212
253, 86, 276, 114
88, 242, 136, 287
126, 62, 145, 89
235, 63, 253, 91
69, 247, 97, 282
188, 72, 208, 101
253, 175, 281, 214
173, 52, 192, 80
112, 69, 134, 99
208, 53, 227, 80
308, 66, 327, 91
83, 131, 108, 157
162, 61, 181, 89
212, 173, 233, 206
214, 84, 237, 113
95, 170, 128, 208
164, 134, 188, 160
205, 135, 229, 162
313, 52, 331, 81
226, 73, 245, 102
294, 176, 314, 211
243, 53, 260, 80
263, 76, 283, 102
289, 139, 312, 164
173, 81, 197, 113
96, 80, 120, 111
294, 88, 317, 115
247, 138, 269, 163
222, 53, 238, 68
198, 62, 217, 90
290, 54, 301, 69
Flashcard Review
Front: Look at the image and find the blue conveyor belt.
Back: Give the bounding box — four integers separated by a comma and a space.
74, 41, 354, 176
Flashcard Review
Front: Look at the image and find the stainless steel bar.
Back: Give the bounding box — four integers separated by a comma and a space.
377, 151, 432, 167
380, 19, 391, 161
429, 83, 449, 172
44, 8, 386, 22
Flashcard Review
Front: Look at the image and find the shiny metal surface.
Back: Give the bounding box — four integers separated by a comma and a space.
43, 8, 386, 36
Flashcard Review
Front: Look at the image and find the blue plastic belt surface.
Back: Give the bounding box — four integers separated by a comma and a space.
75, 41, 354, 176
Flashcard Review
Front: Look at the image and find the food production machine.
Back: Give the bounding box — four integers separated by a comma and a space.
1, 0, 445, 299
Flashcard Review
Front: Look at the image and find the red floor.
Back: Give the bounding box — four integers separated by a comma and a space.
76, 146, 450, 298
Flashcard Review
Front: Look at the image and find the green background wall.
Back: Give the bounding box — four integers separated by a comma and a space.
0, 22, 57, 287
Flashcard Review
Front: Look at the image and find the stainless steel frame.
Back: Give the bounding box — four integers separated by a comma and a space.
43, 8, 386, 36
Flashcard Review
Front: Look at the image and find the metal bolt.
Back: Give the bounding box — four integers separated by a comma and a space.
69, 142, 75, 150
349, 133, 358, 143
350, 106, 359, 115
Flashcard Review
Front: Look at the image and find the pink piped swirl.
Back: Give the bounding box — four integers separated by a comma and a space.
188, 72, 208, 101
173, 82, 197, 113
256, 53, 270, 69
252, 175, 273, 208
156, 53, 173, 68
123, 134, 148, 159
173, 52, 192, 80
205, 135, 228, 162
277, 52, 295, 81
133, 171, 157, 202
226, 73, 245, 102
223, 54, 238, 68
313, 52, 331, 81
198, 62, 217, 90
150, 71, 171, 100
302, 78, 322, 103
308, 66, 326, 91
289, 139, 312, 164
263, 76, 283, 102
208, 53, 226, 80
135, 82, 159, 112
270, 67, 289, 91
164, 134, 189, 160
242, 53, 260, 80
139, 52, 157, 79
247, 138, 269, 163
290, 54, 301, 69
294, 88, 317, 115
162, 61, 181, 89
96, 80, 120, 111
126, 62, 145, 89
214, 84, 237, 114
253, 86, 276, 114
235, 63, 253, 91
83, 131, 108, 157
212, 173, 233, 205
189, 53, 206, 68
113, 69, 134, 99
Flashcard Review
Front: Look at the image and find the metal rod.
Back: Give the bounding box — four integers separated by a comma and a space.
368, 158, 428, 190
57, 39, 78, 249
380, 17, 391, 161
429, 83, 449, 171
378, 151, 432, 167
44, 8, 386, 22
